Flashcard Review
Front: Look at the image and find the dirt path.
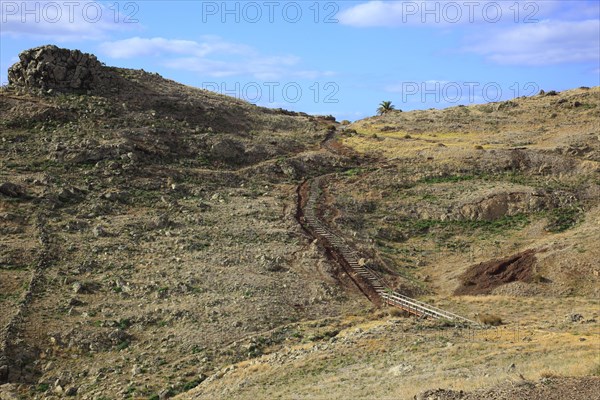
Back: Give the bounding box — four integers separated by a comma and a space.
1, 214, 52, 384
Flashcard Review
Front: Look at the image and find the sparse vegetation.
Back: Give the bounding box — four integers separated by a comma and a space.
545, 205, 584, 233
1, 46, 598, 400
478, 313, 503, 325
396, 213, 530, 238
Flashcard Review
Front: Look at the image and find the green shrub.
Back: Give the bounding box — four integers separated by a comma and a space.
545, 205, 583, 233
36, 383, 50, 392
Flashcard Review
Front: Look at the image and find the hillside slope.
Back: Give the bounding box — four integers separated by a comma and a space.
1, 46, 598, 400
0, 46, 366, 399
181, 88, 599, 400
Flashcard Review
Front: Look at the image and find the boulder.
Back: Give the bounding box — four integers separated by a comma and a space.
209, 138, 246, 165
0, 182, 27, 198
7, 45, 108, 94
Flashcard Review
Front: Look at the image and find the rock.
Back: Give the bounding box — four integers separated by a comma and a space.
150, 214, 171, 229
388, 363, 414, 376
57, 187, 85, 203
69, 297, 84, 306
0, 363, 8, 383
158, 388, 172, 400
92, 225, 109, 237
72, 281, 97, 294
100, 190, 129, 203
569, 313, 584, 322
8, 45, 107, 94
65, 386, 78, 396
72, 282, 84, 294
0, 182, 27, 198
131, 364, 142, 376
209, 138, 246, 165
107, 329, 131, 346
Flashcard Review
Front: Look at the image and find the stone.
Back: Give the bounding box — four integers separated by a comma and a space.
569, 313, 584, 323
8, 45, 106, 94
0, 363, 8, 383
131, 364, 142, 376
92, 225, 109, 237
158, 388, 172, 400
72, 282, 84, 294
101, 190, 129, 203
209, 138, 246, 164
69, 297, 84, 306
72, 281, 97, 294
0, 182, 27, 198
65, 386, 78, 396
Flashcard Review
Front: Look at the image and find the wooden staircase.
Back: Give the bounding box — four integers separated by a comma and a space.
302, 176, 478, 326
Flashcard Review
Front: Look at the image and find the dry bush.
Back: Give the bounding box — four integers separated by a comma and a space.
478, 313, 503, 326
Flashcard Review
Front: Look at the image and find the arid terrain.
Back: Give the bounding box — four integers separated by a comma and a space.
1, 46, 599, 400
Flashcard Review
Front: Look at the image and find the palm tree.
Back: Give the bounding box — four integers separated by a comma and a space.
377, 100, 395, 115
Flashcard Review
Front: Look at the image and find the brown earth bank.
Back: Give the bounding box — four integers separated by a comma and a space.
454, 249, 538, 295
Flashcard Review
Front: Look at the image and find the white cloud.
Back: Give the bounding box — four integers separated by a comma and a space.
465, 20, 600, 65
163, 54, 300, 80
100, 36, 334, 80
339, 1, 406, 27
338, 1, 588, 28
99, 36, 253, 59
0, 1, 137, 41
340, 1, 522, 27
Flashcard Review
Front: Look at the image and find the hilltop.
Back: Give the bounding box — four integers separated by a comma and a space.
1, 46, 598, 399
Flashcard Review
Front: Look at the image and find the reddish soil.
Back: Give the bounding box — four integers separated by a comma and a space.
455, 249, 537, 295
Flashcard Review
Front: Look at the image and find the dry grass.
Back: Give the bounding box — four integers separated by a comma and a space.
181, 295, 600, 399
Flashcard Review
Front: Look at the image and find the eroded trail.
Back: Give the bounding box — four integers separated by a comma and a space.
1, 214, 51, 384
296, 131, 478, 324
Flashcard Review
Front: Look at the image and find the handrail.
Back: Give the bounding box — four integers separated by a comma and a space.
302, 174, 480, 327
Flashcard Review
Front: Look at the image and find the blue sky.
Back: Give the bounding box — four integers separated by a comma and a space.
1, 1, 599, 121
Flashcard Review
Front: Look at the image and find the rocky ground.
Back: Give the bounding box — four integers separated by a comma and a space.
0, 46, 366, 399
1, 46, 598, 399
417, 376, 600, 400
334, 88, 600, 298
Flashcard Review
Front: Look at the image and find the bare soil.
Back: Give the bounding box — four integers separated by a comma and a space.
454, 249, 537, 295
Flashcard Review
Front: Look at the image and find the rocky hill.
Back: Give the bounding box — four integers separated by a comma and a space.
1, 46, 598, 399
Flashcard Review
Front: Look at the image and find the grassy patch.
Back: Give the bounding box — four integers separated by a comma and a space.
116, 340, 130, 350
397, 213, 529, 238
343, 167, 364, 177
36, 383, 50, 392
419, 174, 476, 184
544, 205, 584, 233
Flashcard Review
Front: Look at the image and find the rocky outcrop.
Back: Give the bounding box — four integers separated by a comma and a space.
457, 191, 549, 221
7, 45, 110, 94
